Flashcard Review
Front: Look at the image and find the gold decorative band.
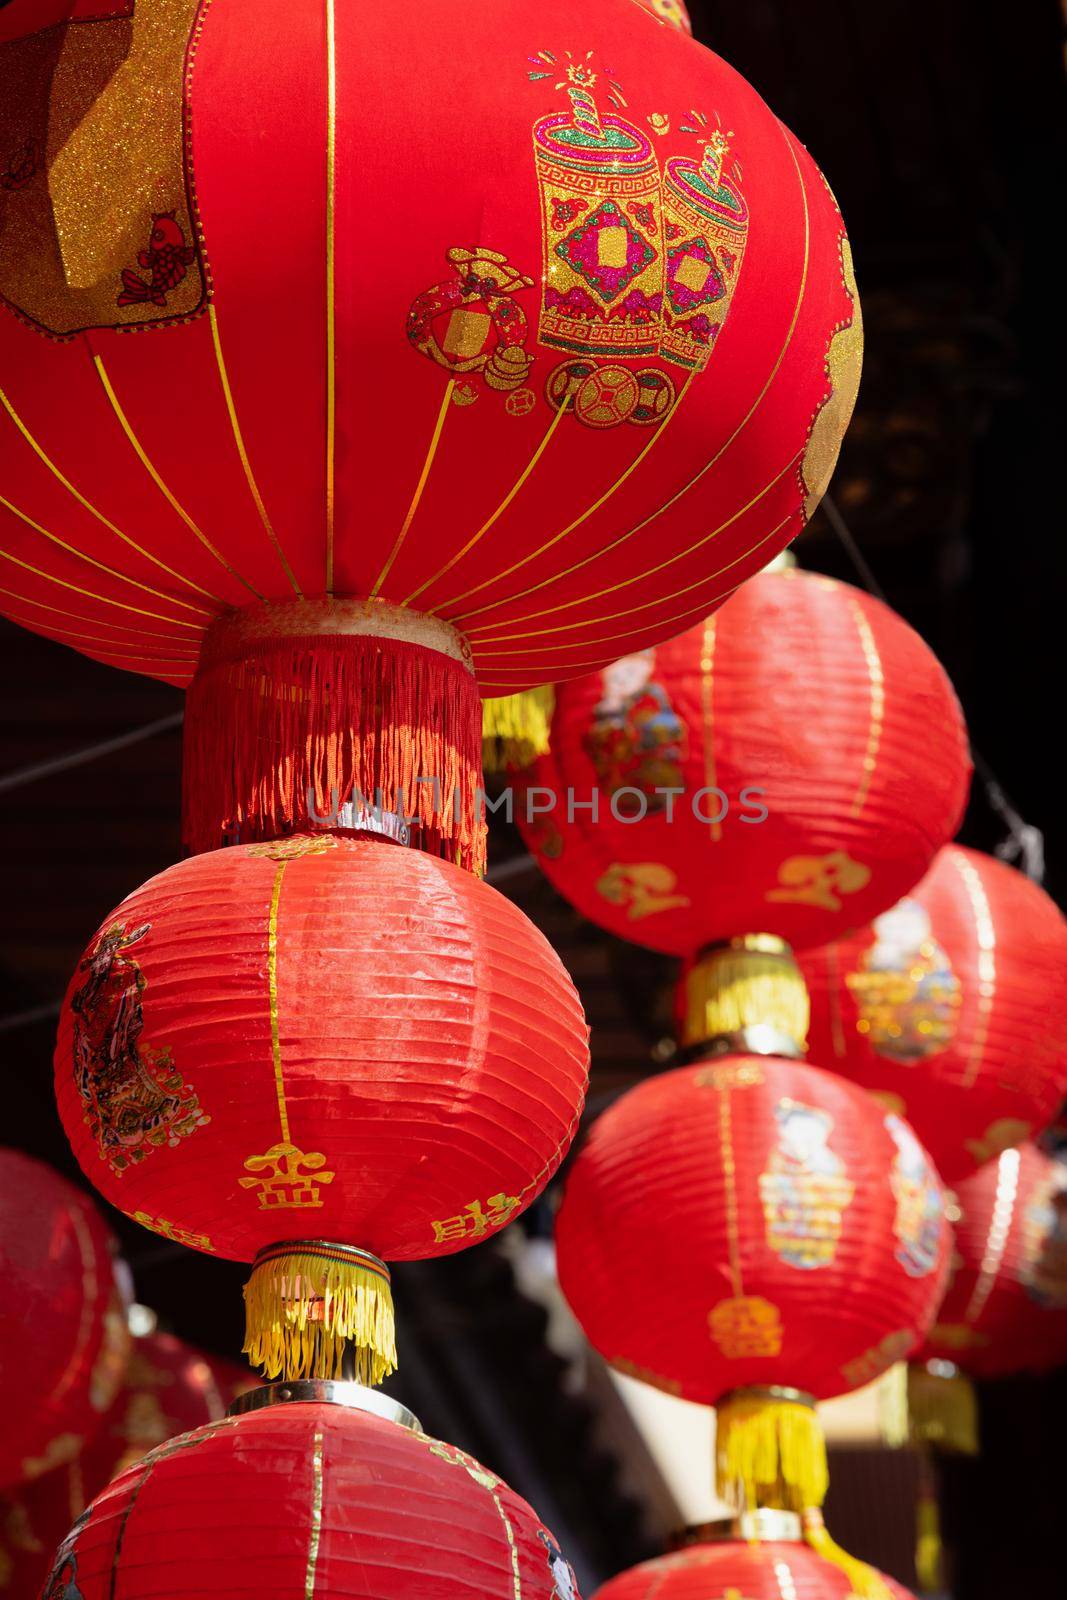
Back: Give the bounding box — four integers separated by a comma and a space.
198, 598, 474, 674
721, 1383, 816, 1409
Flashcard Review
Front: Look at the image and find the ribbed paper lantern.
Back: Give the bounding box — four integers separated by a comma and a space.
919, 1144, 1067, 1379
0, 1330, 228, 1597
0, 1152, 129, 1492
555, 1056, 949, 1510
54, 834, 589, 1382
39, 1391, 582, 1600
0, 0, 859, 864
800, 847, 1067, 1181
593, 1532, 913, 1600
517, 569, 970, 959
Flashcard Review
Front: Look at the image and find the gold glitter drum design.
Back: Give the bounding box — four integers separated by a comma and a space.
406, 50, 749, 428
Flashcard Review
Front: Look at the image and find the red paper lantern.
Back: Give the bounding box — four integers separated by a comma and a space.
0, 1151, 129, 1492
516, 569, 970, 958
800, 847, 1067, 1181
0, 1331, 229, 1598
0, 0, 859, 863
555, 1056, 949, 1508
919, 1143, 1067, 1379
54, 834, 589, 1381
40, 1391, 583, 1600
593, 1533, 913, 1600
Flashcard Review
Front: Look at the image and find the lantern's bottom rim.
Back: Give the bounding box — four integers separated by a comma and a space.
686, 1025, 805, 1062
719, 1384, 816, 1409
671, 1510, 803, 1548
229, 1379, 421, 1432
252, 1239, 391, 1283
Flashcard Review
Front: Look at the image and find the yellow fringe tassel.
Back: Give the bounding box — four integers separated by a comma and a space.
242, 1243, 397, 1386
914, 1463, 944, 1595
907, 1363, 979, 1455
482, 687, 555, 773
683, 936, 810, 1055
802, 1509, 894, 1599
715, 1392, 828, 1514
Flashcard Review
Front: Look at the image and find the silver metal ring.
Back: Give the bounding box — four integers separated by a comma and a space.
229, 1380, 420, 1432
697, 1025, 805, 1061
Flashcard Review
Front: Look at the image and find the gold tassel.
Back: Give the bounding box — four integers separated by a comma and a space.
481, 687, 555, 773
914, 1458, 944, 1595
907, 1362, 979, 1455
682, 937, 810, 1056
715, 1388, 828, 1514
802, 1509, 894, 1599
242, 1241, 397, 1386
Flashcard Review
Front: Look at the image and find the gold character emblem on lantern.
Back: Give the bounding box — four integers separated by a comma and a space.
239, 1143, 336, 1208
759, 1099, 855, 1269
766, 851, 872, 912
595, 862, 691, 919
707, 1294, 784, 1359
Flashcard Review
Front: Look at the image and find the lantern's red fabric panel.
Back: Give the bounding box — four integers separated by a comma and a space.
517, 570, 970, 956
0, 1332, 229, 1597
54, 836, 589, 1263
40, 1403, 582, 1600
0, 1151, 129, 1492
800, 847, 1067, 1181
556, 1057, 950, 1403
593, 1541, 913, 1600
920, 1143, 1067, 1379
0, 0, 855, 693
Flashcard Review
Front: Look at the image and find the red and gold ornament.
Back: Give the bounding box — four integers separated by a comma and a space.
54, 835, 589, 1383
1, 0, 859, 864
40, 1387, 582, 1600
800, 847, 1067, 1181
0, 1151, 129, 1492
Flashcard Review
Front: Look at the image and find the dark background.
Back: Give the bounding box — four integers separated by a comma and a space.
2, 1, 1065, 1594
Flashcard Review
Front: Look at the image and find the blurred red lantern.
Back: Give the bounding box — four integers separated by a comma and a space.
0, 1151, 129, 1492
54, 835, 589, 1382
593, 1527, 913, 1600
0, 0, 859, 864
555, 1056, 949, 1511
800, 847, 1067, 1181
517, 569, 970, 960
920, 1143, 1067, 1380
40, 1389, 582, 1600
0, 1330, 228, 1598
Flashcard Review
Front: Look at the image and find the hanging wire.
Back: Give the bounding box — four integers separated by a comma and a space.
0, 710, 183, 796
821, 492, 1044, 882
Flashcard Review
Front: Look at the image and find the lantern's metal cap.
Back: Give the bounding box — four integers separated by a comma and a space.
229, 1379, 420, 1432
720, 1383, 816, 1409
695, 1025, 805, 1062
672, 1509, 802, 1547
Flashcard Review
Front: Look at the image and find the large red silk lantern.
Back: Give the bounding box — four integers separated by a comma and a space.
0, 1151, 129, 1492
593, 1533, 913, 1600
40, 1391, 582, 1600
800, 847, 1067, 1181
54, 835, 589, 1381
0, 0, 859, 863
920, 1143, 1067, 1379
517, 568, 970, 959
0, 1331, 230, 1598
555, 1057, 950, 1510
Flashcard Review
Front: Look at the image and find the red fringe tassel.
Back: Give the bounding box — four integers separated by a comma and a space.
182, 632, 485, 873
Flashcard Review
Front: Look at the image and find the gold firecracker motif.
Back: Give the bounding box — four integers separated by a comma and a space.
708, 1294, 784, 1359
847, 899, 962, 1063
759, 1099, 855, 1269
239, 1143, 336, 1209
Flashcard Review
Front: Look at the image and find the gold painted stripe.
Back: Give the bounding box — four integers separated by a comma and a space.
446, 128, 812, 625
370, 379, 456, 596
208, 306, 302, 596
824, 942, 848, 1060
324, 0, 337, 594
0, 488, 216, 618
953, 851, 997, 1091
409, 397, 571, 608
0, 544, 203, 627
437, 370, 696, 614
268, 859, 292, 1144
0, 387, 219, 604
962, 1147, 1018, 1325
488, 1485, 523, 1600
719, 1086, 744, 1298
0, 583, 195, 642
305, 1428, 325, 1599
845, 594, 885, 819
92, 354, 265, 599
699, 616, 723, 843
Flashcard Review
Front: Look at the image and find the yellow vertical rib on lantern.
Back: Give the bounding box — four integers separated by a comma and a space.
243, 1242, 397, 1386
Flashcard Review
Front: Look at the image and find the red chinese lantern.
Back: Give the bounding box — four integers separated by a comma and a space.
0, 0, 859, 866
517, 569, 970, 961
800, 847, 1067, 1181
0, 1330, 229, 1598
555, 1056, 950, 1514
40, 1387, 583, 1600
919, 1143, 1067, 1380
54, 834, 589, 1382
0, 1151, 129, 1492
593, 1527, 913, 1600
